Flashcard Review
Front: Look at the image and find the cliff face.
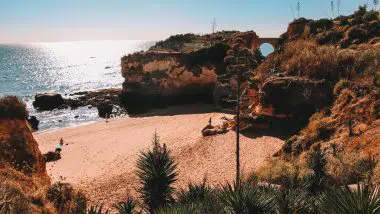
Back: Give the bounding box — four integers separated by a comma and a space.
250, 8, 380, 160
120, 31, 262, 113
0, 97, 86, 213
0, 119, 47, 177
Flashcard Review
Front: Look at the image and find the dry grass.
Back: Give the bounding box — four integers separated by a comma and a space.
255, 158, 301, 188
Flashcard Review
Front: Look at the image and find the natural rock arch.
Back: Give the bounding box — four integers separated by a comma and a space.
251, 37, 280, 50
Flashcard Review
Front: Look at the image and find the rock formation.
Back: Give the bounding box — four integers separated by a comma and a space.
0, 97, 86, 213
33, 93, 64, 110
119, 31, 264, 114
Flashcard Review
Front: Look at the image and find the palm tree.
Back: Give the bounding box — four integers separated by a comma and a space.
136, 132, 178, 213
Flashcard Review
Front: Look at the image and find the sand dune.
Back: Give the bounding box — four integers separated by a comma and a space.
34, 105, 284, 206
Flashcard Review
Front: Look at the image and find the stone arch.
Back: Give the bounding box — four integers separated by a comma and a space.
251, 37, 280, 50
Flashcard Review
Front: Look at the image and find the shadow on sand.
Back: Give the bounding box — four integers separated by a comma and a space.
128, 104, 234, 118
240, 127, 291, 141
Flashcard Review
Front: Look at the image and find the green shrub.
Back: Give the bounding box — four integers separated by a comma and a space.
256, 158, 299, 188
87, 204, 110, 214
316, 30, 343, 45
0, 96, 28, 119
136, 133, 178, 213
218, 182, 276, 214
318, 184, 380, 213
181, 43, 230, 67
112, 194, 137, 214
154, 34, 197, 51
362, 10, 379, 22
45, 182, 87, 214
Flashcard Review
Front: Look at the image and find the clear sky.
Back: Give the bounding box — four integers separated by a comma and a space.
0, 0, 373, 43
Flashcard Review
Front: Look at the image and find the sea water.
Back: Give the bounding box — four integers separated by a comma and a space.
0, 40, 153, 131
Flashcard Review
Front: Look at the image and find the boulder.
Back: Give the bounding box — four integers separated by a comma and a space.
97, 103, 113, 118
43, 151, 61, 162
201, 124, 228, 137
33, 93, 64, 110
26, 116, 40, 130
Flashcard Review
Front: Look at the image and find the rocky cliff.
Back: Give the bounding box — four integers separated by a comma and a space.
0, 96, 86, 213
120, 31, 264, 113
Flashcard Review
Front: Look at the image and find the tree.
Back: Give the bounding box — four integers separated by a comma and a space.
375, 0, 379, 9
224, 38, 258, 185
136, 132, 178, 213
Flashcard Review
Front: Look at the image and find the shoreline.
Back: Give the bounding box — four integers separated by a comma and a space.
34, 104, 284, 206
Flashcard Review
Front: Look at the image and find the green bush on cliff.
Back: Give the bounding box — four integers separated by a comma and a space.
0, 96, 28, 119
181, 43, 230, 67
154, 34, 197, 51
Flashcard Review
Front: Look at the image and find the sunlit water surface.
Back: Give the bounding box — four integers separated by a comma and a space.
0, 40, 153, 131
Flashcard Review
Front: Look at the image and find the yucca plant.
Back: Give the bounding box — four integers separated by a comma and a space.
273, 188, 316, 214
112, 194, 138, 214
178, 180, 211, 203
136, 132, 178, 213
177, 180, 222, 213
155, 203, 199, 214
218, 182, 276, 214
303, 147, 328, 195
87, 204, 110, 214
318, 184, 380, 214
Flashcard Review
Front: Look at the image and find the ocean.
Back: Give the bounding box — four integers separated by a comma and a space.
0, 40, 154, 131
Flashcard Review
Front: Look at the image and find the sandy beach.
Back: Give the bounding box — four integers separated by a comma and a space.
34, 105, 284, 206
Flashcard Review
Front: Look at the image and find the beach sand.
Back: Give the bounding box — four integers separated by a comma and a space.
34, 105, 284, 206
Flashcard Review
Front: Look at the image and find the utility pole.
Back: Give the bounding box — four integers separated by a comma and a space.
211, 18, 217, 34
297, 1, 301, 18
337, 0, 341, 16
331, 1, 335, 18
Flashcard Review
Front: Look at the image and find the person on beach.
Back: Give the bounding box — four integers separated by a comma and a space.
105, 113, 109, 123
55, 138, 64, 153
209, 117, 212, 126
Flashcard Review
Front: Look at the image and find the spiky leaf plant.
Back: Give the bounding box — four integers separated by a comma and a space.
318, 184, 380, 214
178, 180, 211, 203
112, 194, 138, 214
273, 188, 315, 214
218, 182, 276, 214
155, 203, 199, 214
136, 132, 178, 213
87, 204, 110, 214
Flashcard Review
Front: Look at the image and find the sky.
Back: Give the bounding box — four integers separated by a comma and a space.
0, 0, 374, 43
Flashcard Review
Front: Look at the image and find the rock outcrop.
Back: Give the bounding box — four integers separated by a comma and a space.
0, 96, 86, 213
33, 93, 64, 110
119, 31, 264, 114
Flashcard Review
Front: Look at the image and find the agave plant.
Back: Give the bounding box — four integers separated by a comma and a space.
218, 182, 276, 214
112, 194, 138, 214
318, 184, 380, 214
136, 132, 178, 213
87, 204, 110, 214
